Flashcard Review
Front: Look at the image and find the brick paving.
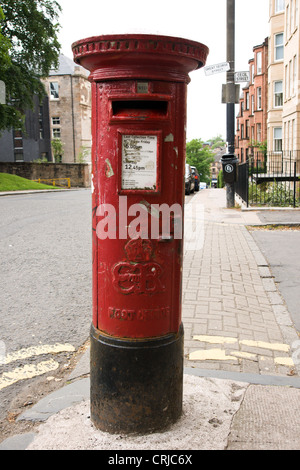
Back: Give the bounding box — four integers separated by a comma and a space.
183, 189, 299, 377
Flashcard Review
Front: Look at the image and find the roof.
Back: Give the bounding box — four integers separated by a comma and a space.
49, 54, 88, 77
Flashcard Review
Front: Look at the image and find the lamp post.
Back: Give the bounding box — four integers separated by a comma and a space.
221, 0, 239, 208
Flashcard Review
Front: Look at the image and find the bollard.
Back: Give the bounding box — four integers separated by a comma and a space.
72, 34, 209, 434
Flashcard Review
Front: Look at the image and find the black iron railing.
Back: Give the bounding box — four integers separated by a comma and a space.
236, 152, 300, 208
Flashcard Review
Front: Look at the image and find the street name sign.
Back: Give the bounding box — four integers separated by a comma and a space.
204, 62, 230, 76
234, 71, 250, 83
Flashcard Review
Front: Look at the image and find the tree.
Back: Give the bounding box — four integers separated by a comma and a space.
217, 170, 224, 188
209, 134, 226, 150
51, 138, 64, 163
0, 0, 61, 132
186, 139, 215, 184
0, 7, 11, 70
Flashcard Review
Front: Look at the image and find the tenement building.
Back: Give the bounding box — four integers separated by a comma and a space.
42, 54, 92, 163
236, 0, 300, 172
235, 39, 268, 165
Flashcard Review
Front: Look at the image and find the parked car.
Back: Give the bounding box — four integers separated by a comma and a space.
185, 163, 195, 195
190, 166, 200, 191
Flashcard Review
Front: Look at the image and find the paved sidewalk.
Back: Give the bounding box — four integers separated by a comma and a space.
1, 188, 300, 451
183, 189, 299, 377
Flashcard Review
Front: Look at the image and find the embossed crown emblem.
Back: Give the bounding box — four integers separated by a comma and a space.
124, 238, 153, 262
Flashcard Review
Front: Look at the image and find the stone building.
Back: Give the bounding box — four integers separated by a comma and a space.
42, 54, 92, 163
281, 0, 300, 156
268, 0, 285, 155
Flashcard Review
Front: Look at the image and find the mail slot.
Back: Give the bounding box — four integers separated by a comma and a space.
112, 100, 169, 117
72, 34, 209, 434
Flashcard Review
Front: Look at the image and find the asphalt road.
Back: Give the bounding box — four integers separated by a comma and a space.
251, 229, 300, 332
0, 189, 92, 351
0, 189, 92, 427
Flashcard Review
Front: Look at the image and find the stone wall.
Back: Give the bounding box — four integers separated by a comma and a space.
0, 162, 91, 188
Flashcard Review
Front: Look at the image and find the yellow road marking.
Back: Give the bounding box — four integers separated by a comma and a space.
274, 357, 294, 366
193, 335, 237, 344
193, 335, 290, 352
4, 343, 75, 365
190, 335, 294, 368
0, 360, 59, 391
231, 351, 257, 360
189, 349, 237, 361
239, 339, 290, 353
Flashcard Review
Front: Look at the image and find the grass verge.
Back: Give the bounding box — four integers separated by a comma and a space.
0, 173, 58, 191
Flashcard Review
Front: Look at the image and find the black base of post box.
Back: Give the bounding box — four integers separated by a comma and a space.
90, 323, 184, 434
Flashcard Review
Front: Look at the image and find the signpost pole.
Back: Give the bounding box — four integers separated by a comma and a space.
224, 0, 236, 208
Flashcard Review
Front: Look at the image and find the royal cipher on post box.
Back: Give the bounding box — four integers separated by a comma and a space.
72, 34, 209, 434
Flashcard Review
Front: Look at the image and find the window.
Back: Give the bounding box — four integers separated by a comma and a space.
39, 106, 44, 139
52, 116, 60, 125
52, 128, 61, 138
256, 52, 262, 74
241, 124, 244, 139
293, 55, 297, 95
13, 129, 24, 161
257, 87, 262, 110
275, 0, 285, 13
274, 81, 283, 107
50, 82, 59, 100
246, 120, 250, 139
251, 95, 255, 114
274, 127, 282, 151
246, 92, 249, 110
275, 33, 284, 61
289, 60, 293, 97
291, 0, 294, 31
250, 64, 254, 83
293, 119, 296, 151
257, 123, 262, 142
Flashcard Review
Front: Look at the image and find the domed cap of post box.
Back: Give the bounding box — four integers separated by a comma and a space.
72, 34, 209, 83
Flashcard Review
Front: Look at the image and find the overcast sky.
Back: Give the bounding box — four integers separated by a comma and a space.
57, 0, 269, 142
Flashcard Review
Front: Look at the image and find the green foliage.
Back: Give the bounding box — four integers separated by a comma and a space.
0, 172, 57, 191
249, 140, 267, 154
217, 169, 224, 188
249, 181, 298, 207
33, 155, 49, 163
210, 134, 226, 150
51, 138, 64, 163
0, 0, 61, 131
186, 139, 215, 184
0, 6, 11, 69
77, 146, 90, 163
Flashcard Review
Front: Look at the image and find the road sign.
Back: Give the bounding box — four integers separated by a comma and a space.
234, 71, 250, 83
204, 62, 230, 76
0, 81, 6, 105
222, 83, 240, 104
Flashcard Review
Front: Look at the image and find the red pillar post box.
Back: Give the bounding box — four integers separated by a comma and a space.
72, 34, 209, 434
